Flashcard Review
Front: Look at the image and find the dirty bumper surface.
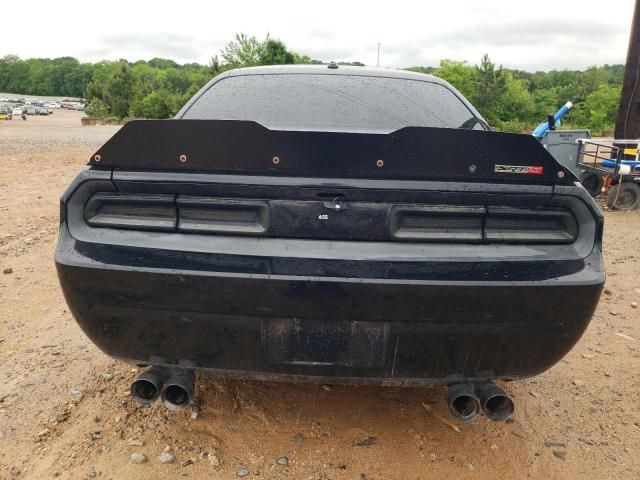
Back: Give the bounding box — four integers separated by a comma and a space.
56, 235, 603, 384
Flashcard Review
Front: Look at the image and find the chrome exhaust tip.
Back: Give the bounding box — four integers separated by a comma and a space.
131, 366, 170, 405
447, 383, 481, 422
160, 369, 195, 411
476, 381, 514, 421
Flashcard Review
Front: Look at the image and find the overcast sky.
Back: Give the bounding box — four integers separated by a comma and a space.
2, 0, 634, 71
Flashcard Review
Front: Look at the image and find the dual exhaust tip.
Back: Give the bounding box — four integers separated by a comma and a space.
447, 381, 514, 422
131, 368, 511, 421
131, 366, 195, 411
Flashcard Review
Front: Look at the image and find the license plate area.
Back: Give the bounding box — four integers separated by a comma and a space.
264, 319, 388, 368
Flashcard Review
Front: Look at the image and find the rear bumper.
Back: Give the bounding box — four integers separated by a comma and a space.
55, 170, 605, 384
55, 228, 604, 384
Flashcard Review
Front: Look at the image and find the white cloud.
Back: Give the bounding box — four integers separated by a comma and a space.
2, 0, 633, 70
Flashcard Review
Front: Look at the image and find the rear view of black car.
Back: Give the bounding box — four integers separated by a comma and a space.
55, 65, 604, 421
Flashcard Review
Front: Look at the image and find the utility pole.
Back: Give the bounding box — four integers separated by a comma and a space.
615, 0, 640, 139
377, 43, 381, 67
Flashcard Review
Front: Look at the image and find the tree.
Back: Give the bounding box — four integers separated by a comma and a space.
140, 90, 174, 118
260, 39, 294, 65
209, 55, 222, 75
493, 73, 536, 131
221, 33, 265, 68
0, 38, 626, 130
220, 33, 297, 68
104, 62, 134, 118
148, 58, 178, 69
293, 53, 315, 64
432, 60, 474, 98
573, 84, 621, 134
85, 98, 110, 118
406, 66, 436, 74
472, 54, 507, 124
532, 86, 563, 120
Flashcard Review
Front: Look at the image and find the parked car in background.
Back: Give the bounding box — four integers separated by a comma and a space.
25, 107, 38, 115
61, 102, 84, 110
11, 107, 24, 116
0, 105, 11, 120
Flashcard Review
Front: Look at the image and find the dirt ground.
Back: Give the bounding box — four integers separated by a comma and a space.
0, 110, 638, 480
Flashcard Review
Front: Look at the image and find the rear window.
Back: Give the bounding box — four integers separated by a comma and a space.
181, 74, 484, 133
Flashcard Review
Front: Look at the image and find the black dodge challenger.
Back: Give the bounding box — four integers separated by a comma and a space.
55, 65, 604, 420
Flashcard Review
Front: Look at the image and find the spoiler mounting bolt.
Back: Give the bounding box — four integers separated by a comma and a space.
272, 156, 280, 165
93, 154, 101, 163
179, 154, 187, 163
376, 159, 384, 167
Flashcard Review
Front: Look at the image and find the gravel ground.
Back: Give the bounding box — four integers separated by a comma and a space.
0, 111, 639, 479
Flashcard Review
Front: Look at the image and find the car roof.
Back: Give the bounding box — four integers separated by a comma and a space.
219, 64, 447, 85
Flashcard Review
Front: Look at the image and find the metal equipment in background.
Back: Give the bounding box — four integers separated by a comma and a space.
532, 101, 594, 189
530, 101, 640, 210
532, 101, 574, 139
533, 102, 640, 210
540, 129, 591, 178
577, 138, 640, 210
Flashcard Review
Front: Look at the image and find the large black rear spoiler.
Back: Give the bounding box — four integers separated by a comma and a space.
89, 120, 573, 185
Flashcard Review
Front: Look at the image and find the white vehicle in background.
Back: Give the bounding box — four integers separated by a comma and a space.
11, 107, 26, 120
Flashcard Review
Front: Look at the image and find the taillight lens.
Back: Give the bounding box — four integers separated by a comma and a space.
82, 193, 578, 245
485, 207, 578, 244
84, 193, 176, 231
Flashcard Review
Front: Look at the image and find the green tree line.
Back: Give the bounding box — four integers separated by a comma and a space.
0, 34, 623, 134
407, 55, 622, 134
